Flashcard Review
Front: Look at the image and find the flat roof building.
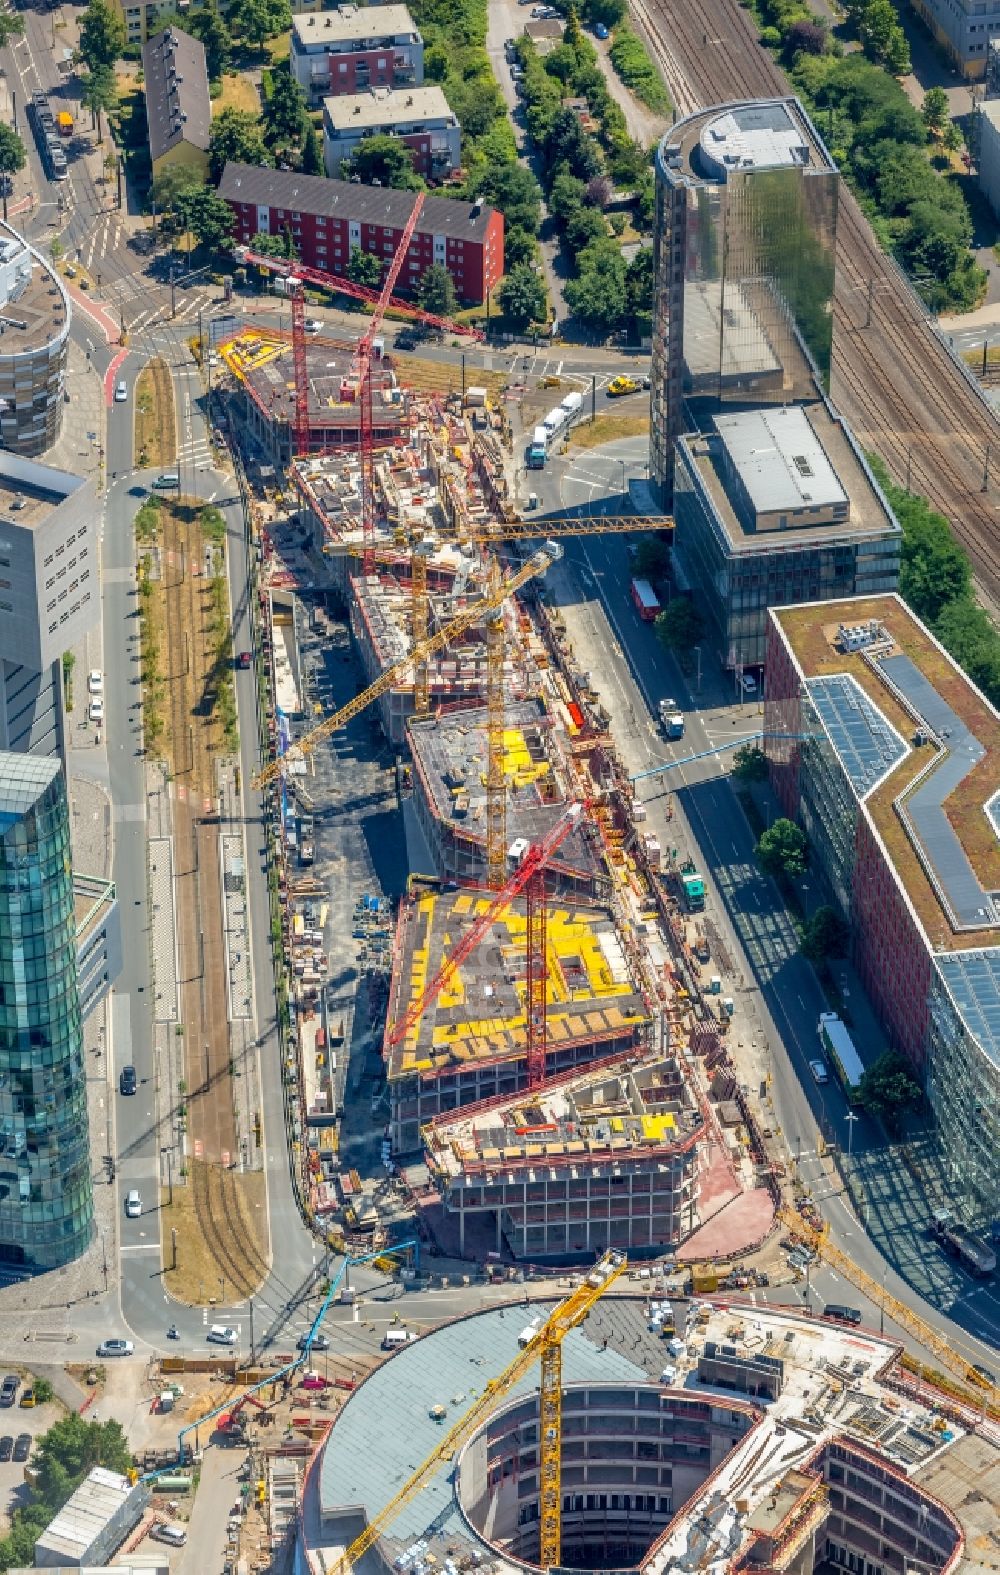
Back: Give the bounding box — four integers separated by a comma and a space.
0, 451, 98, 760
651, 99, 838, 502
673, 399, 900, 669
766, 593, 1000, 1227
291, 4, 423, 104
323, 85, 461, 180
220, 161, 503, 305
385, 886, 652, 1151
141, 27, 211, 180
423, 1056, 704, 1260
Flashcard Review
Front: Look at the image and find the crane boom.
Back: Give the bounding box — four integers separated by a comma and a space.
251, 542, 564, 789
329, 1249, 627, 1575
232, 247, 483, 341
385, 802, 583, 1049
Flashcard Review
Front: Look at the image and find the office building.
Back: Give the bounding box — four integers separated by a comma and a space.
220, 162, 503, 304
0, 227, 70, 458
323, 85, 461, 180
0, 452, 98, 760
141, 27, 211, 182
291, 4, 423, 105
672, 401, 900, 670
766, 594, 1000, 1228
0, 754, 93, 1271
650, 99, 838, 502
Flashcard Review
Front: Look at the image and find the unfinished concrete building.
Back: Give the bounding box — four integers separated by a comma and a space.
408, 696, 605, 893
385, 885, 653, 1151
421, 1056, 704, 1260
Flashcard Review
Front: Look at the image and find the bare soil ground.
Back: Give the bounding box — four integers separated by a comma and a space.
135, 358, 176, 469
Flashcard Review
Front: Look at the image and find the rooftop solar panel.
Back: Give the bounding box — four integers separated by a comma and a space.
806, 674, 908, 797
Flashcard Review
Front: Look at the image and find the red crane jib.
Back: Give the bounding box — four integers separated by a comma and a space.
385, 804, 584, 1049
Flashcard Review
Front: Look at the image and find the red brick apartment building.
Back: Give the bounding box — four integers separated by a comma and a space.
219, 162, 503, 306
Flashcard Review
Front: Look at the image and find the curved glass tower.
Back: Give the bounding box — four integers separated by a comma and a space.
0, 754, 92, 1270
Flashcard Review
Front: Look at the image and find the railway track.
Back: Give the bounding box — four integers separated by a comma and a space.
634, 0, 1000, 605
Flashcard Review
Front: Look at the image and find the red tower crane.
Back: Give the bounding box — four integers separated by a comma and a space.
233, 235, 483, 484
385, 803, 585, 1089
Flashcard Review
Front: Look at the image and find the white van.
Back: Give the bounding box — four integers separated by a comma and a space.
207, 1324, 237, 1346
382, 1328, 414, 1350
150, 1523, 188, 1546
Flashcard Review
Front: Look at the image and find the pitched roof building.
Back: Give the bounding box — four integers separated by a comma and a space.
141, 26, 211, 177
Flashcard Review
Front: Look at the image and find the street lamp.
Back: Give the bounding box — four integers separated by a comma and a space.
844, 1111, 859, 1159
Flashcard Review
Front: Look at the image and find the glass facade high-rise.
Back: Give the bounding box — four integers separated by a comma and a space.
651, 99, 839, 502
0, 753, 92, 1269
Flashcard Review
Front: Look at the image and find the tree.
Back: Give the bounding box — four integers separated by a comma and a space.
80, 66, 118, 144
654, 596, 704, 656
755, 817, 809, 879
798, 904, 849, 963
347, 133, 421, 190
79, 0, 125, 71
263, 61, 307, 149
0, 125, 25, 224
470, 162, 543, 234
209, 107, 272, 182
0, 11, 24, 50
417, 262, 457, 317
785, 18, 827, 54
921, 86, 950, 136
187, 0, 231, 80
346, 245, 383, 289
300, 120, 322, 175
633, 535, 670, 580
497, 263, 546, 329
857, 1049, 921, 1134
731, 743, 769, 783
230, 0, 291, 47
174, 185, 236, 249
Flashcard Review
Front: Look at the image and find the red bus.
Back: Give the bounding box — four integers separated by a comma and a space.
631, 578, 660, 621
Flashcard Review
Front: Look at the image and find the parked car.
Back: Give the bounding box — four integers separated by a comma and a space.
12, 1435, 31, 1463
119, 1065, 137, 1096
97, 1339, 134, 1358
0, 1437, 12, 1462
124, 1189, 142, 1219
0, 1377, 17, 1408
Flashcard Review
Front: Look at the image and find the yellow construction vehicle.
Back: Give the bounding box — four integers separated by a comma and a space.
328, 1249, 628, 1575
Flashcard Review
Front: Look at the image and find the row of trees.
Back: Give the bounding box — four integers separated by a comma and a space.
766, 27, 985, 311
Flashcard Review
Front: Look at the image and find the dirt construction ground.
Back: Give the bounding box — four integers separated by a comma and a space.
148, 501, 268, 1300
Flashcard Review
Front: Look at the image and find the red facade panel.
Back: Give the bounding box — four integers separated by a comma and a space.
852, 812, 931, 1071
227, 194, 503, 305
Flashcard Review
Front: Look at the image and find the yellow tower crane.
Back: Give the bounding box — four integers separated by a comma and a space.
329, 1249, 628, 1575
252, 542, 565, 790
322, 514, 673, 886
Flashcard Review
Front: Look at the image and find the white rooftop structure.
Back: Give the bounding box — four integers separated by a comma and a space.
323, 83, 453, 133
699, 101, 810, 178
715, 405, 847, 518
294, 3, 418, 47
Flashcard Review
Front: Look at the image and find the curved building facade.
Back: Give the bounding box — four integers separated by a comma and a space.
0, 754, 93, 1269
0, 227, 70, 458
650, 99, 838, 504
